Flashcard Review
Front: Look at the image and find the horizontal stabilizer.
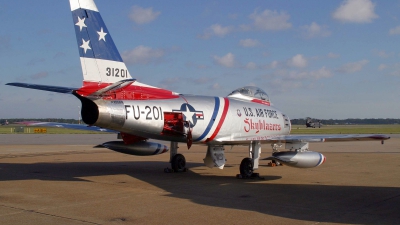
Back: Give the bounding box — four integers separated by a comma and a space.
88, 79, 136, 98
6, 83, 77, 94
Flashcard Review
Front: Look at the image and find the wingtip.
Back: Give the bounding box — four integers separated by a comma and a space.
5, 82, 21, 86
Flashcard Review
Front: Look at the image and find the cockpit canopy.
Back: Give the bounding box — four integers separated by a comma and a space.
227, 86, 270, 102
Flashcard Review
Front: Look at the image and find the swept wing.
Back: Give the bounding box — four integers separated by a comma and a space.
215, 134, 390, 145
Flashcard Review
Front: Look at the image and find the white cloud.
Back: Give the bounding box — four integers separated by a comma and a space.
239, 39, 260, 47
387, 63, 400, 76
376, 50, 393, 58
337, 59, 369, 73
262, 60, 280, 69
270, 60, 279, 69
308, 67, 333, 79
238, 24, 252, 32
53, 52, 66, 59
327, 52, 340, 58
389, 63, 400, 76
271, 78, 303, 90
0, 36, 10, 50
300, 22, 331, 38
287, 54, 308, 68
200, 9, 292, 39
192, 77, 214, 84
210, 24, 233, 37
246, 62, 257, 69
332, 0, 378, 23
30, 71, 48, 80
209, 83, 222, 90
185, 62, 208, 69
378, 64, 387, 70
199, 24, 234, 39
213, 53, 236, 68
389, 26, 400, 35
129, 6, 161, 25
158, 77, 180, 90
249, 9, 292, 31
265, 67, 333, 93
271, 65, 333, 80
160, 77, 180, 85
27, 58, 45, 66
228, 14, 238, 20
122, 45, 164, 65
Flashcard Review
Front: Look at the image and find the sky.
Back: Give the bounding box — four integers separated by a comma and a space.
1, 0, 399, 120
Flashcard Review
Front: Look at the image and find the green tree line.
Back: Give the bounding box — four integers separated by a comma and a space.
0, 118, 81, 124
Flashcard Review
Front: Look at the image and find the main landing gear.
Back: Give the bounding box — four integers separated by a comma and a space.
239, 158, 254, 177
164, 142, 188, 173
236, 141, 262, 179
171, 154, 187, 172
163, 141, 277, 178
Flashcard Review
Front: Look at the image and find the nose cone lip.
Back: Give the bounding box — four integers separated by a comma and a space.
319, 153, 326, 166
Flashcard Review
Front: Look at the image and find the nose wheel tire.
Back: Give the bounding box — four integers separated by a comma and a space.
239, 157, 254, 178
171, 154, 187, 172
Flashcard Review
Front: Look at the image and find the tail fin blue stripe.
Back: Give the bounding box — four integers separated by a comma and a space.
72, 9, 123, 62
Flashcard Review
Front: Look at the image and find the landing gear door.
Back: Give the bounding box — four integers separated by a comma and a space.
204, 146, 226, 169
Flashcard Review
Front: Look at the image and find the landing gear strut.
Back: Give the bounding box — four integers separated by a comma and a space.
164, 142, 187, 173
237, 141, 262, 179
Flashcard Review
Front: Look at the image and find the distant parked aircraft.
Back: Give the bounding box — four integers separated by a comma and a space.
306, 118, 322, 128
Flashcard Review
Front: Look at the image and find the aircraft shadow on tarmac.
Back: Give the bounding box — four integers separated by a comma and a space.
1, 160, 399, 225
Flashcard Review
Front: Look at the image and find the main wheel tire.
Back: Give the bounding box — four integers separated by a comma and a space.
240, 158, 253, 178
171, 154, 186, 172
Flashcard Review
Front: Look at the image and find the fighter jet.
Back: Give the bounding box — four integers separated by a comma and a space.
306, 118, 322, 128
6, 0, 389, 178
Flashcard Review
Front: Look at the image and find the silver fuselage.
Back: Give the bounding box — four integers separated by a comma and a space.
92, 95, 291, 144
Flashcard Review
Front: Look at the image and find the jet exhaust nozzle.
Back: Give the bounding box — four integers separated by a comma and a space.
102, 141, 169, 156
264, 151, 325, 168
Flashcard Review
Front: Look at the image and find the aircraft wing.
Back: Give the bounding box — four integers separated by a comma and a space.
16, 121, 117, 133
215, 134, 390, 145
6, 83, 77, 94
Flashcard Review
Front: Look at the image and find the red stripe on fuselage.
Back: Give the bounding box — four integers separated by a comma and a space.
206, 97, 230, 142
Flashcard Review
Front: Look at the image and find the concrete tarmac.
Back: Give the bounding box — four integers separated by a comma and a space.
0, 134, 399, 224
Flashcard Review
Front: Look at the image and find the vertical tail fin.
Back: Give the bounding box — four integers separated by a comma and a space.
70, 0, 132, 85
